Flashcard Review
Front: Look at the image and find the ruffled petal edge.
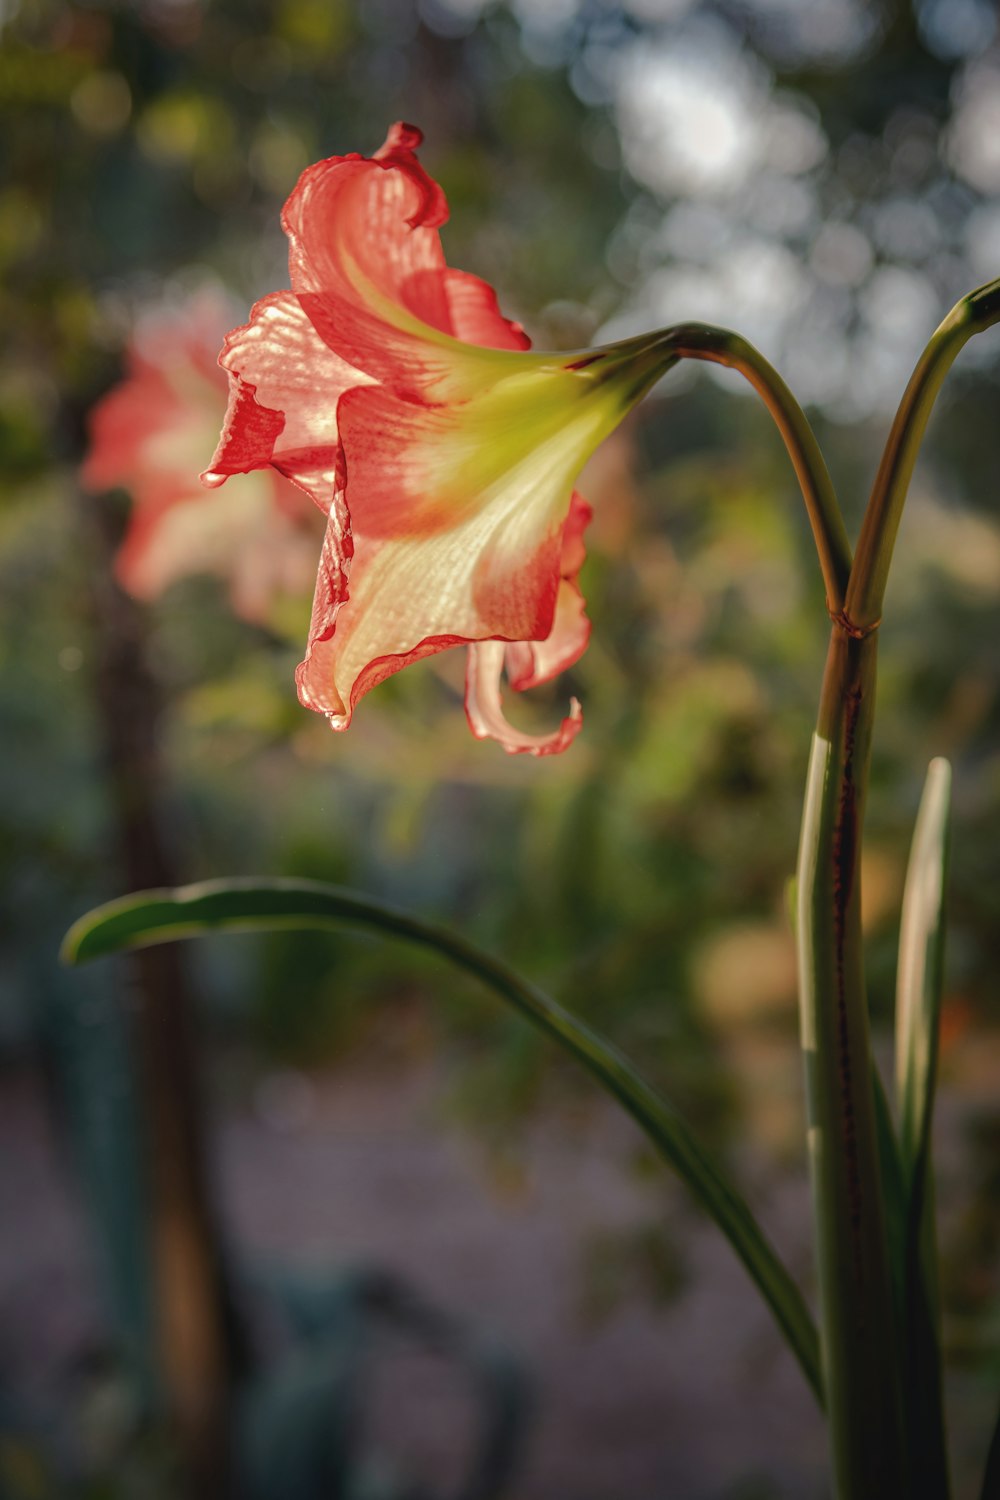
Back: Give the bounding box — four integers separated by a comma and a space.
201, 370, 286, 488
464, 640, 583, 756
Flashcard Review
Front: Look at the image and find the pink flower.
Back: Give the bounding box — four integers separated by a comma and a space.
81, 292, 321, 625
203, 124, 671, 753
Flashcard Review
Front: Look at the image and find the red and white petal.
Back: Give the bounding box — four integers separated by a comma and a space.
201, 378, 287, 490
84, 317, 231, 572
81, 360, 183, 496
294, 499, 562, 727
121, 469, 321, 624
478, 496, 591, 756
464, 641, 583, 756
202, 291, 364, 510
291, 351, 642, 732
128, 290, 233, 390
443, 267, 531, 352
282, 124, 528, 400
83, 293, 323, 625
503, 579, 590, 693
504, 493, 592, 691
293, 377, 597, 725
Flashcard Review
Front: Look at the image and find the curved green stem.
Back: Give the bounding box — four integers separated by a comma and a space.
663, 322, 853, 613
797, 627, 906, 1497
846, 277, 1000, 632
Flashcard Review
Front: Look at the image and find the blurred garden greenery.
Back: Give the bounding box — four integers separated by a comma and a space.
4, 0, 1000, 1494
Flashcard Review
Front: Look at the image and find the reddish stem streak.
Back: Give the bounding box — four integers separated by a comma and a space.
832, 679, 865, 1271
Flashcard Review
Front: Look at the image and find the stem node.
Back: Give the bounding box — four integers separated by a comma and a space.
828, 607, 882, 640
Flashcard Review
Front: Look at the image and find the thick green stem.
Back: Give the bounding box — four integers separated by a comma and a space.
664, 322, 853, 613
846, 277, 1000, 632
796, 625, 905, 1498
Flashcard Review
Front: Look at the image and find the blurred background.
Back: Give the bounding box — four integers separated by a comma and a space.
2, 0, 1000, 1495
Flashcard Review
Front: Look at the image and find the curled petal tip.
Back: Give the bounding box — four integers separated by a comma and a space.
382, 121, 425, 153
371, 118, 446, 229
465, 641, 583, 757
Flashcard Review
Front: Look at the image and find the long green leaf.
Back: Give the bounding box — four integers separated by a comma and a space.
895, 758, 953, 1498
63, 876, 822, 1404
873, 1068, 906, 1326
896, 757, 951, 1214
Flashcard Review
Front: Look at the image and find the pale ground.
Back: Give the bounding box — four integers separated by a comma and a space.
0, 1057, 829, 1498
4, 1026, 998, 1497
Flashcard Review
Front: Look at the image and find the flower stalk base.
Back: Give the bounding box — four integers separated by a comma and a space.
797, 626, 906, 1498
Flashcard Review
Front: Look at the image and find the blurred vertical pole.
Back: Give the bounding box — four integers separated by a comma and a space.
81, 488, 243, 1498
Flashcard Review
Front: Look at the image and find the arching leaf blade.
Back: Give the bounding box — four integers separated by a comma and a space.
896, 757, 952, 1200
895, 758, 953, 1498
63, 875, 822, 1405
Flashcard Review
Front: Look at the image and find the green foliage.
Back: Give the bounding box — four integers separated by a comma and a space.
62, 875, 821, 1399
895, 759, 952, 1497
